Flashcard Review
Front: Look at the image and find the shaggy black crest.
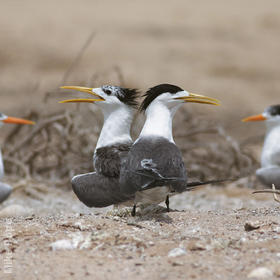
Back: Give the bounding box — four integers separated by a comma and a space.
266, 105, 280, 116
140, 84, 183, 111
118, 88, 139, 108
101, 85, 139, 108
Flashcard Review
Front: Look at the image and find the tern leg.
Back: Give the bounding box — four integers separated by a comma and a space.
131, 205, 136, 216
165, 195, 170, 212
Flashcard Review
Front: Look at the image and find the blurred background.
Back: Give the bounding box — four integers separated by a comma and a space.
1, 0, 279, 121
1, 0, 280, 211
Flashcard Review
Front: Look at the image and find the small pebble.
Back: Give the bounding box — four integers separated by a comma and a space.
244, 221, 261, 231
247, 267, 273, 278
274, 227, 280, 233
188, 240, 206, 251
73, 221, 89, 231
50, 239, 76, 251
168, 247, 187, 257
171, 261, 184, 266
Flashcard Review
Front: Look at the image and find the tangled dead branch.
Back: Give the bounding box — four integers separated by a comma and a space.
253, 184, 280, 203
3, 107, 101, 187
2, 106, 258, 189
174, 107, 258, 182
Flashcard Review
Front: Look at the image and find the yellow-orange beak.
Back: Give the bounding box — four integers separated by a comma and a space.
174, 92, 220, 106
59, 86, 105, 104
3, 116, 35, 125
242, 114, 267, 122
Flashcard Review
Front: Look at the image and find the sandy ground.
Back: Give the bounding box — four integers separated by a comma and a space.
0, 184, 280, 280
0, 185, 280, 280
1, 0, 280, 279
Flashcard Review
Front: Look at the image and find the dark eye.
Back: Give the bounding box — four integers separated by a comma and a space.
270, 106, 280, 116
104, 89, 111, 95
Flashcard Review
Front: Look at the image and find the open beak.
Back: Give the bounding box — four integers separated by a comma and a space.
3, 116, 35, 125
242, 114, 266, 122
174, 93, 220, 106
59, 86, 105, 104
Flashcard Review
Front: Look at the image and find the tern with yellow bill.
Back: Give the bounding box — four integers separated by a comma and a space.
243, 105, 280, 189
0, 113, 35, 203
119, 84, 221, 215
60, 85, 139, 207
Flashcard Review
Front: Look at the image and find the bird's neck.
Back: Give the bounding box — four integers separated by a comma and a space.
139, 102, 181, 143
265, 120, 280, 133
0, 148, 4, 180
263, 122, 280, 147
96, 106, 134, 150
261, 122, 280, 167
264, 121, 280, 146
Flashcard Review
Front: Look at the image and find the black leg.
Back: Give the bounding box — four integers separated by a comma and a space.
131, 205, 136, 216
165, 195, 170, 212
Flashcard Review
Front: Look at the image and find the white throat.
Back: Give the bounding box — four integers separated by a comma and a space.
261, 121, 280, 167
95, 106, 134, 150
265, 118, 280, 132
0, 148, 4, 180
139, 101, 181, 143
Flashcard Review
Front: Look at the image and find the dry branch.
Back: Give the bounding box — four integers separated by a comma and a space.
2, 105, 258, 190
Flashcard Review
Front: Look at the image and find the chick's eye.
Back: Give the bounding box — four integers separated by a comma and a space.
104, 89, 111, 95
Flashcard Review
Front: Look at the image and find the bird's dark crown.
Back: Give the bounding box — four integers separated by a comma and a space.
101, 85, 139, 108
140, 84, 183, 111
266, 105, 280, 116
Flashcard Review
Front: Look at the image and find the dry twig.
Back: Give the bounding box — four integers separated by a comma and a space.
253, 184, 280, 203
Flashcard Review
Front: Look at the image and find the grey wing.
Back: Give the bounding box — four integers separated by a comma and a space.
0, 182, 12, 203
120, 138, 187, 194
72, 172, 134, 207
94, 143, 131, 178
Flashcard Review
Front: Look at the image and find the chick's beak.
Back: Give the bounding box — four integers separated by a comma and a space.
242, 114, 266, 122
3, 116, 35, 125
174, 92, 220, 106
59, 86, 105, 103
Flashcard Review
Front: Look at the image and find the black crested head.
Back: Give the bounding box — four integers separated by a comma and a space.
140, 84, 183, 111
101, 85, 139, 108
266, 105, 280, 116
117, 88, 139, 108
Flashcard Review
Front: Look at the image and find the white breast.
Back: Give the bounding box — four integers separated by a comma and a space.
261, 125, 280, 167
138, 101, 180, 143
